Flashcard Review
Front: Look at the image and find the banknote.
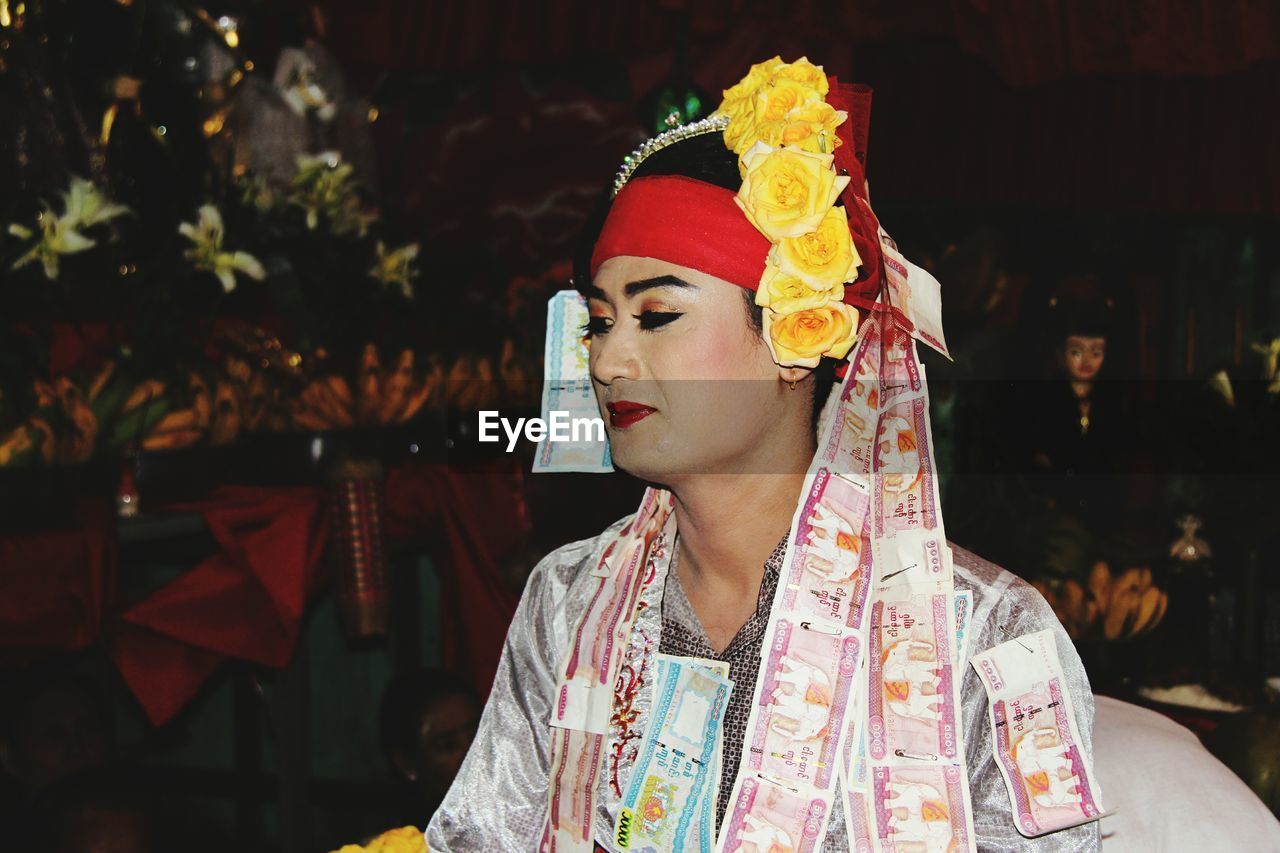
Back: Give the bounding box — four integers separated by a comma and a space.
716, 775, 831, 853
557, 493, 670, 732
780, 468, 873, 630
872, 530, 949, 590
843, 785, 875, 853
870, 764, 974, 853
615, 656, 733, 852
971, 629, 1104, 837
873, 396, 939, 540
876, 324, 923, 407
841, 702, 874, 853
544, 727, 603, 851
880, 237, 951, 361
658, 654, 732, 824
953, 589, 972, 670
746, 618, 862, 790
867, 593, 961, 763
819, 316, 882, 485
534, 290, 613, 473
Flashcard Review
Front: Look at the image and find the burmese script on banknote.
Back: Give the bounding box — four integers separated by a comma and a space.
616, 655, 733, 852
971, 629, 1105, 837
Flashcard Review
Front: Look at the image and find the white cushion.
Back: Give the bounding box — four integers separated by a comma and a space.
1094, 695, 1280, 851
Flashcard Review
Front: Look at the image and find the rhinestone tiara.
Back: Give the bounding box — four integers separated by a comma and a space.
609, 113, 731, 198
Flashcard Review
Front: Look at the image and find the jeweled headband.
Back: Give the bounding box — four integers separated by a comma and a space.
589, 57, 886, 368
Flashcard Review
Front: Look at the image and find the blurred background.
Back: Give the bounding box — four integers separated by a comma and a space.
0, 1, 1278, 850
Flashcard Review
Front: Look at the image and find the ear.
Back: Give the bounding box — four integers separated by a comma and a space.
777, 365, 815, 386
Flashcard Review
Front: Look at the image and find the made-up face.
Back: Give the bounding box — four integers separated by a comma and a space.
586, 256, 803, 483
1062, 335, 1106, 381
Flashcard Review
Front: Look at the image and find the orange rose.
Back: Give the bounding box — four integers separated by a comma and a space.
735, 143, 850, 241
755, 263, 842, 314
765, 302, 860, 367
769, 205, 861, 291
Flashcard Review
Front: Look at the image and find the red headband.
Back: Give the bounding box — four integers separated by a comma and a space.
589, 175, 771, 290
589, 79, 883, 309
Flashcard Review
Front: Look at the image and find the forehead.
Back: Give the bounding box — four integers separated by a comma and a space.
1064, 335, 1106, 347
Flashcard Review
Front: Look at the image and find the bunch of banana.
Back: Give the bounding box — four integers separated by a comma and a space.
290, 344, 441, 431
1032, 561, 1168, 641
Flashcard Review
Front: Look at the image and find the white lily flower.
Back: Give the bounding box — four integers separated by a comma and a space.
288, 152, 372, 236
369, 241, 419, 299
9, 208, 96, 279
60, 177, 132, 228
178, 204, 266, 293
6, 177, 129, 279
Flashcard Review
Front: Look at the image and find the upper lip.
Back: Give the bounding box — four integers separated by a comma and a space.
607, 400, 656, 414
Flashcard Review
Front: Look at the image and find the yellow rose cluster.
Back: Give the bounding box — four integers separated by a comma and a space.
331, 826, 427, 853
717, 57, 862, 368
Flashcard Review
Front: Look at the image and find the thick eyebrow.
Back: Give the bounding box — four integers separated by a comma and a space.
584, 274, 694, 304
624, 275, 694, 298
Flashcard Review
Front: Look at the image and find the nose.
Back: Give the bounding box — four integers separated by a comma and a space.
589, 323, 642, 386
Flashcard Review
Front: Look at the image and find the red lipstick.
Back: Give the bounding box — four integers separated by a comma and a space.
607, 401, 656, 429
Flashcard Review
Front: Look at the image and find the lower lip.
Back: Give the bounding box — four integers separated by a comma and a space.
609, 408, 655, 429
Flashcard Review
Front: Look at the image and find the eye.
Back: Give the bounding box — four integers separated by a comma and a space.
635, 310, 683, 331
582, 316, 613, 338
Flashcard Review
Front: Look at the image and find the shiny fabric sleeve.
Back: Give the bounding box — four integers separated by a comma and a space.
426, 535, 599, 852
959, 559, 1101, 853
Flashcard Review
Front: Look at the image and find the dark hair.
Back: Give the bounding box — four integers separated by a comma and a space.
574, 134, 837, 421
378, 668, 478, 759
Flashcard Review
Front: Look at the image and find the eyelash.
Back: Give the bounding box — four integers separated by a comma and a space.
581, 311, 683, 338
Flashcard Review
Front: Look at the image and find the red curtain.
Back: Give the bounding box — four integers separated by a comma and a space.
326, 0, 1280, 84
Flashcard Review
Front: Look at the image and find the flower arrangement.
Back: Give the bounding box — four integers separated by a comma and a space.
714, 57, 862, 367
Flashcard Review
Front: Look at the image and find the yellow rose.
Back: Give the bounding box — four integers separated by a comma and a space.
755, 263, 842, 313
751, 102, 847, 155
721, 56, 784, 104
769, 205, 861, 291
752, 77, 824, 125
773, 57, 829, 96
735, 143, 851, 241
765, 302, 860, 367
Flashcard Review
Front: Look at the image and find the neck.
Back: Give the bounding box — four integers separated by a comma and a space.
1070, 379, 1093, 400
672, 472, 806, 595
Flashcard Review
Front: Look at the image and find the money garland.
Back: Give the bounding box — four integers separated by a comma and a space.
716, 302, 978, 853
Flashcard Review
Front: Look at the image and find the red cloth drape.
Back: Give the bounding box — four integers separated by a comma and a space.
384, 460, 524, 698
0, 498, 116, 657
110, 486, 328, 725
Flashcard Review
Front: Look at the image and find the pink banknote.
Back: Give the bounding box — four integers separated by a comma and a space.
781, 468, 873, 629
716, 775, 830, 853
873, 396, 938, 540
747, 618, 862, 790
820, 316, 882, 483
843, 787, 874, 853
867, 594, 960, 762
876, 324, 923, 407
989, 679, 1104, 836
872, 530, 949, 589
870, 764, 974, 853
